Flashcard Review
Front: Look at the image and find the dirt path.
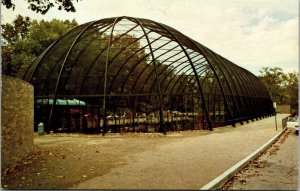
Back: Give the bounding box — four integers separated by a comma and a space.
2, 133, 184, 189
1, 114, 289, 189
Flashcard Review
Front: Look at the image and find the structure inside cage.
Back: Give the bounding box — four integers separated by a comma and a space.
23, 16, 274, 134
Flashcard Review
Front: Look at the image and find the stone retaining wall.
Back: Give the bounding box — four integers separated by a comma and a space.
1, 76, 34, 170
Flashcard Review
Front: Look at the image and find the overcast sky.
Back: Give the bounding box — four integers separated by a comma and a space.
2, 0, 299, 75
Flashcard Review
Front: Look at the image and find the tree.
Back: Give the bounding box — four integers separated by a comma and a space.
1, 15, 78, 77
2, 15, 32, 76
285, 72, 299, 110
259, 67, 286, 102
2, 0, 79, 14
259, 67, 298, 110
2, 15, 31, 44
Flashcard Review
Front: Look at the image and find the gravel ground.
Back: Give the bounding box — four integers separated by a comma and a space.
1, 114, 289, 189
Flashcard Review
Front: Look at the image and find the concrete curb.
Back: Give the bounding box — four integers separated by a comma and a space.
200, 127, 287, 190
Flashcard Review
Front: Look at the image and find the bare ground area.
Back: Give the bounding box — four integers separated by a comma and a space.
1, 131, 208, 189
1, 114, 290, 190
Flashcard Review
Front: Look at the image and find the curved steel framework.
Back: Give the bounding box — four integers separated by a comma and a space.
23, 16, 274, 134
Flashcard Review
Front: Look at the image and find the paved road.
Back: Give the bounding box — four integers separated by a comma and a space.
71, 114, 290, 189
223, 128, 298, 190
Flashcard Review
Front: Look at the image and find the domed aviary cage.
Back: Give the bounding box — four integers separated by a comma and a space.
23, 16, 274, 134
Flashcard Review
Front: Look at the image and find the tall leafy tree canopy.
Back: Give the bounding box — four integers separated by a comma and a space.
1, 15, 78, 77
259, 67, 298, 110
2, 0, 79, 14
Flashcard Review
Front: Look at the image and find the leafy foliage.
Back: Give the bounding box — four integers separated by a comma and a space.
2, 15, 31, 44
2, 0, 79, 14
1, 15, 78, 78
259, 67, 298, 109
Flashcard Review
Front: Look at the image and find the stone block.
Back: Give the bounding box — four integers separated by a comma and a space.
1, 76, 34, 170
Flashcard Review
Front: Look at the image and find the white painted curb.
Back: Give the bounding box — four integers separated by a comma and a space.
200, 127, 287, 190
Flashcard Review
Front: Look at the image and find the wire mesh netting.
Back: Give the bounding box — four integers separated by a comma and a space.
23, 16, 274, 134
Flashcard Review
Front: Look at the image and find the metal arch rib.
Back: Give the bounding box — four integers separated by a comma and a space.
141, 47, 187, 93
150, 22, 212, 131
129, 17, 166, 134
117, 36, 165, 94
162, 29, 233, 122
74, 23, 132, 93
102, 17, 122, 135
238, 66, 263, 98
79, 23, 138, 95
223, 59, 259, 116
60, 23, 113, 95
148, 54, 203, 93
119, 36, 170, 94
208, 51, 243, 117
162, 58, 206, 95
92, 24, 143, 94
179, 67, 209, 95
108, 33, 162, 94
219, 57, 248, 115
47, 20, 99, 133
145, 57, 189, 93
23, 21, 94, 82
24, 44, 53, 81
39, 23, 112, 96
163, 62, 194, 94
172, 66, 208, 95
194, 42, 239, 119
